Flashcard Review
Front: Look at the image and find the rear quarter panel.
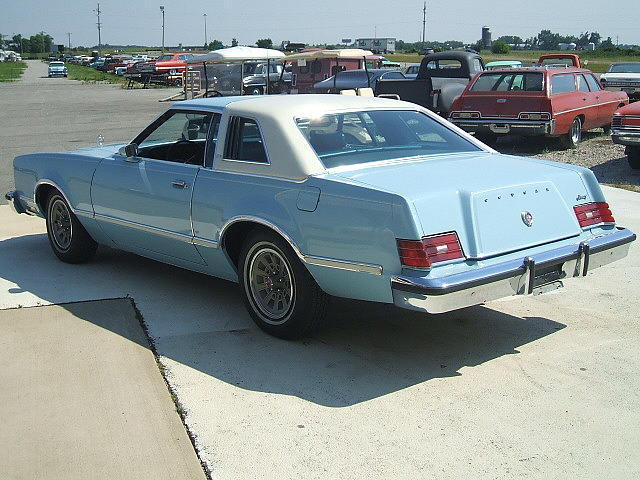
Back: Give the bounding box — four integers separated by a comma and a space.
191, 171, 416, 303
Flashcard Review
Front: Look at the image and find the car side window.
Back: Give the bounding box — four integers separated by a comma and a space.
551, 74, 577, 94
135, 111, 213, 166
577, 74, 590, 92
585, 74, 602, 92
224, 117, 268, 163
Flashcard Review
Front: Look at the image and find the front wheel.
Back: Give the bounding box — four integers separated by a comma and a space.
238, 230, 328, 339
559, 117, 582, 149
45, 192, 97, 263
627, 146, 640, 170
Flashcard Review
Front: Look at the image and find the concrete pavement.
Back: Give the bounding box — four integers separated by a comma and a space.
0, 184, 638, 479
0, 299, 207, 480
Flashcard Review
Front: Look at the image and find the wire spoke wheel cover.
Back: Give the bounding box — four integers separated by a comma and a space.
247, 246, 295, 324
49, 198, 73, 251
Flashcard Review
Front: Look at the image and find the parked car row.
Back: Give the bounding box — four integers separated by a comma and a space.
0, 50, 22, 62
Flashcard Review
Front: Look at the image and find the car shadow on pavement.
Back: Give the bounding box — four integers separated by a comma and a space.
591, 155, 640, 187
0, 233, 566, 408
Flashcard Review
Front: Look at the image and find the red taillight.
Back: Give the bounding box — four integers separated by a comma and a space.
573, 202, 615, 227
397, 232, 464, 268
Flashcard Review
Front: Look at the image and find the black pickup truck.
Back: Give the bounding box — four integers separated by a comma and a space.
375, 51, 485, 115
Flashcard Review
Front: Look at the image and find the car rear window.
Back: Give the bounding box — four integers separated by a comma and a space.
551, 74, 577, 94
296, 110, 480, 169
471, 72, 543, 92
609, 63, 640, 73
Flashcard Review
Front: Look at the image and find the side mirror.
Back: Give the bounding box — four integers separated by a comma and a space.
118, 143, 139, 159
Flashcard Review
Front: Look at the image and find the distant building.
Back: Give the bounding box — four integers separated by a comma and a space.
559, 42, 577, 51
586, 42, 596, 51
482, 27, 492, 49
355, 37, 396, 54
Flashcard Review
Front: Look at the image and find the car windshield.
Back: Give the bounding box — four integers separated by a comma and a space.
296, 110, 480, 169
471, 72, 544, 92
156, 55, 173, 62
609, 63, 640, 73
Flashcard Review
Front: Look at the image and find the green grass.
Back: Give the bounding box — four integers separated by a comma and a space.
65, 63, 128, 85
0, 61, 27, 82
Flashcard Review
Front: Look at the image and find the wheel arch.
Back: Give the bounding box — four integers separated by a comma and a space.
34, 180, 70, 216
220, 217, 306, 271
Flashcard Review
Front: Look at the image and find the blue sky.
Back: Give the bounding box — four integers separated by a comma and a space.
1, 0, 638, 47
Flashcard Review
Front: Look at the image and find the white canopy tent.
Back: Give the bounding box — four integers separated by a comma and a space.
186, 46, 285, 64
186, 46, 288, 96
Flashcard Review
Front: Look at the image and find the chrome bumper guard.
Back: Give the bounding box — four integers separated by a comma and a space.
4, 190, 27, 214
391, 228, 635, 314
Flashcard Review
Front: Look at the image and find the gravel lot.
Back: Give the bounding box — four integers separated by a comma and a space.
0, 60, 179, 201
493, 132, 640, 192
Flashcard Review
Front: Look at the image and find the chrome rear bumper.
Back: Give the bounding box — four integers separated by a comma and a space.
391, 227, 635, 314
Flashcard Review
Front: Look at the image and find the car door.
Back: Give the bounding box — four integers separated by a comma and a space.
576, 73, 599, 129
92, 110, 219, 265
585, 73, 617, 126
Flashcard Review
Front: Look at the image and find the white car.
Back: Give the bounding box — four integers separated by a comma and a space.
600, 63, 640, 100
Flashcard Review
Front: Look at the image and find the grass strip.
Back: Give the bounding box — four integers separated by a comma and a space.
0, 61, 27, 82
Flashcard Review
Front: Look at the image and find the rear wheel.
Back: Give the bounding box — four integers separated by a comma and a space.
627, 146, 640, 170
238, 229, 328, 339
45, 192, 97, 263
246, 86, 263, 95
559, 117, 582, 149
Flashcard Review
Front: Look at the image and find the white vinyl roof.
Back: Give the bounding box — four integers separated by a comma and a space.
187, 46, 285, 64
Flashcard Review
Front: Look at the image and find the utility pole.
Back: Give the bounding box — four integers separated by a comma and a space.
67, 32, 71, 50
160, 6, 165, 52
421, 2, 426, 45
203, 13, 207, 48
94, 3, 102, 53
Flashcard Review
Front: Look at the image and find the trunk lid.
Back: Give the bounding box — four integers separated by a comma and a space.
327, 152, 588, 259
455, 91, 546, 119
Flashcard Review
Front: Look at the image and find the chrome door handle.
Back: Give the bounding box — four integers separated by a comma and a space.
171, 180, 189, 189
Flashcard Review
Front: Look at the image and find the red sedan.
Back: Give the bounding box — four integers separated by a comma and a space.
612, 102, 640, 169
450, 66, 628, 148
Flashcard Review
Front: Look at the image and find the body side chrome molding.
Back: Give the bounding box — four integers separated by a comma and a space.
218, 215, 383, 275
93, 213, 194, 243
555, 99, 624, 116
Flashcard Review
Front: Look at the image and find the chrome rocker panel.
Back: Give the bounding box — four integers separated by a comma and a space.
391, 227, 636, 314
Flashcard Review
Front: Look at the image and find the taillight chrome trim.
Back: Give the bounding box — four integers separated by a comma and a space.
574, 202, 616, 228
397, 231, 465, 269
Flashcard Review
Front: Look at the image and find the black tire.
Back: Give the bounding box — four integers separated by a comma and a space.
602, 123, 611, 134
627, 146, 640, 170
45, 192, 97, 263
238, 229, 328, 339
559, 117, 582, 149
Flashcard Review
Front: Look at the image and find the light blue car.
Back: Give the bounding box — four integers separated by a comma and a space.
48, 61, 68, 77
5, 95, 635, 338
